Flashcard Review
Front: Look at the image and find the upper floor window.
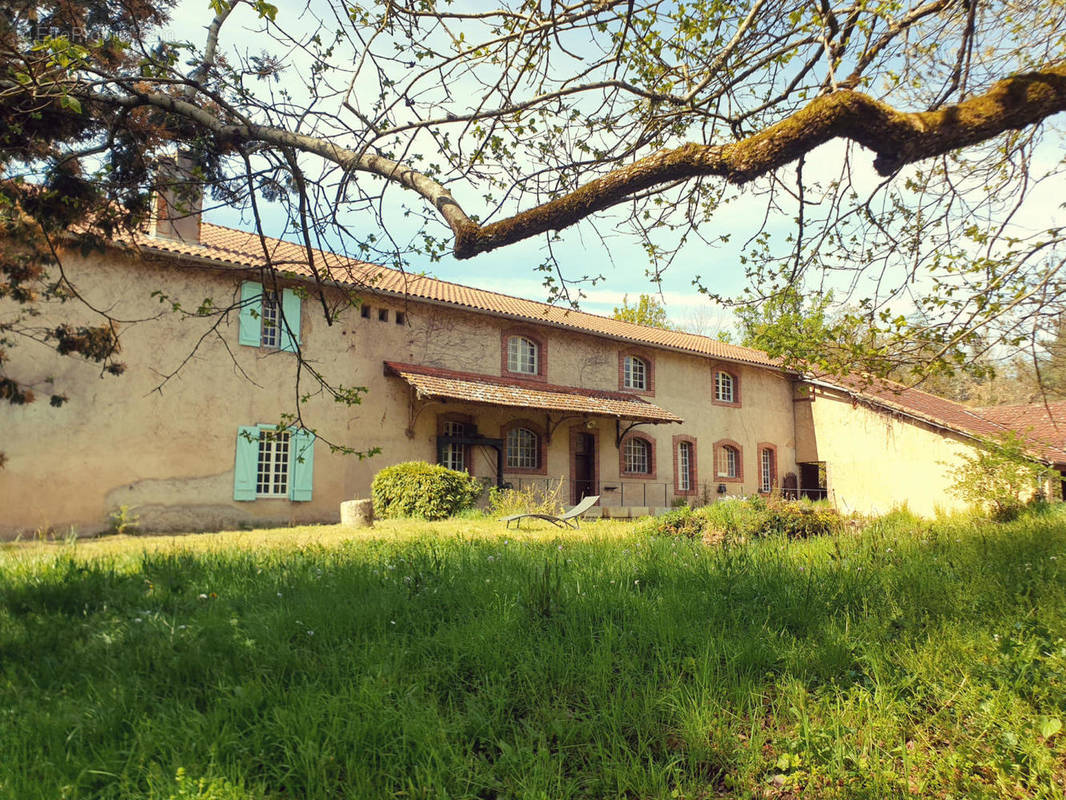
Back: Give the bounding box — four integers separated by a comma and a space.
623, 355, 648, 391
507, 336, 539, 375
239, 281, 301, 352
623, 436, 652, 474
506, 427, 540, 469
714, 370, 735, 403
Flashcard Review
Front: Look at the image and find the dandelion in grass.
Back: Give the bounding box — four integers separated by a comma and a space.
198, 593, 208, 600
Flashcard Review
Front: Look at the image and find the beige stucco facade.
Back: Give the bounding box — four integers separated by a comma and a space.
793, 384, 979, 516
2, 245, 801, 537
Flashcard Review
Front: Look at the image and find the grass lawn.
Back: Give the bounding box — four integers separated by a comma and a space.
3, 512, 1066, 799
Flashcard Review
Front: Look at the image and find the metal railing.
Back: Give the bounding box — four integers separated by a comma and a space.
500, 477, 830, 507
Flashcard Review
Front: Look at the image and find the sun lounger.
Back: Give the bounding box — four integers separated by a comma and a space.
501, 495, 600, 529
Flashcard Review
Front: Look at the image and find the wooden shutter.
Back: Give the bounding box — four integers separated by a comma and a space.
280, 288, 301, 353
238, 281, 262, 346
289, 428, 315, 501
233, 426, 260, 501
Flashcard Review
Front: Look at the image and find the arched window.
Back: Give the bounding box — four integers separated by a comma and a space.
623, 355, 648, 391
623, 437, 652, 474
714, 370, 736, 404
507, 336, 539, 375
717, 444, 739, 479
506, 427, 539, 469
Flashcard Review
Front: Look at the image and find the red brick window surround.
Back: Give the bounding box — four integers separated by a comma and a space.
619, 433, 657, 479
713, 439, 744, 483
618, 350, 655, 395
673, 435, 698, 495
758, 442, 778, 494
712, 366, 741, 407
501, 327, 548, 381
501, 419, 547, 475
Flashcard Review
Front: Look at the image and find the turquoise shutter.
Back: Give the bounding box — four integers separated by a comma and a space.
280, 288, 301, 353
239, 281, 262, 347
289, 429, 315, 502
234, 426, 260, 501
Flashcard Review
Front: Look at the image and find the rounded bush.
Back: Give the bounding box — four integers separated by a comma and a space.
371, 461, 484, 520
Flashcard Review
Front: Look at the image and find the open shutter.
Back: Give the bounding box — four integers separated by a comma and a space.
234, 426, 260, 501
289, 428, 315, 501
238, 282, 262, 347
280, 288, 301, 353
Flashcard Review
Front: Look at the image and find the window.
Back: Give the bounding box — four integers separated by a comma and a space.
624, 437, 651, 474
395, 311, 406, 325
623, 355, 647, 391
759, 445, 777, 494
234, 425, 315, 502
506, 427, 539, 469
378, 308, 389, 322
507, 336, 538, 375
441, 420, 465, 472
678, 441, 693, 492
717, 444, 739, 479
714, 371, 735, 404
256, 429, 290, 496
239, 281, 301, 352
361, 304, 371, 319
260, 290, 279, 348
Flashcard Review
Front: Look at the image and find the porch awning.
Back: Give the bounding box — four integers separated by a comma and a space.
384, 361, 682, 424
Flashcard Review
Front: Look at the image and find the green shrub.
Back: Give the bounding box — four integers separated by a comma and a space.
371, 461, 484, 520
635, 506, 704, 539
640, 496, 842, 542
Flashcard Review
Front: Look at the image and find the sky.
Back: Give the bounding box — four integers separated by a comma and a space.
161, 0, 1065, 337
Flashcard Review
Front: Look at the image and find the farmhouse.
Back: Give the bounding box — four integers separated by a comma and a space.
3, 197, 1064, 536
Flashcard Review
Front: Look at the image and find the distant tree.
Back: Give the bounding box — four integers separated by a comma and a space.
612, 294, 673, 330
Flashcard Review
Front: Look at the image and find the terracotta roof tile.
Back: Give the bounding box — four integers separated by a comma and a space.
139, 223, 779, 368
810, 373, 1066, 462
384, 361, 683, 424
976, 402, 1066, 450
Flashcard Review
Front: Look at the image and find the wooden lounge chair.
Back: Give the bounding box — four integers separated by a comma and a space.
501, 495, 600, 529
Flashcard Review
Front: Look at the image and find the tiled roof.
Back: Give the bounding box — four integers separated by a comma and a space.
809, 373, 1066, 463
139, 223, 779, 369
977, 402, 1066, 449
384, 361, 683, 424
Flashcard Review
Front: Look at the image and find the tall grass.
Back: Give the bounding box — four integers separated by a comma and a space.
2, 511, 1065, 798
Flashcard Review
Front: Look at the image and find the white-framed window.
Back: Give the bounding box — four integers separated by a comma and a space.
678, 441, 693, 491
624, 355, 648, 390
761, 448, 775, 493
506, 427, 539, 469
507, 336, 539, 375
717, 445, 738, 478
442, 420, 465, 472
714, 371, 735, 403
260, 290, 279, 348
256, 428, 291, 496
624, 437, 651, 474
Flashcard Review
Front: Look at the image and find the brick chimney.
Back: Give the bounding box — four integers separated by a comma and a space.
153, 150, 202, 243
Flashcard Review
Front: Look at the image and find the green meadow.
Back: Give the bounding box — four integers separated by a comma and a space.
2, 512, 1065, 799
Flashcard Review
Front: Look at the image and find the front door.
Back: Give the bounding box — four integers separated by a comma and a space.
572, 431, 596, 504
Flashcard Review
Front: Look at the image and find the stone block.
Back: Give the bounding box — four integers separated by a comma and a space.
340, 498, 374, 528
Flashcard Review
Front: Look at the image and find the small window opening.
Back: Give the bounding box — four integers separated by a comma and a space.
395, 311, 406, 325
360, 305, 371, 319
378, 308, 389, 322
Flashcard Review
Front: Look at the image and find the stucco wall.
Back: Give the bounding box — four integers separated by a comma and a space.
1, 245, 800, 536
794, 385, 977, 517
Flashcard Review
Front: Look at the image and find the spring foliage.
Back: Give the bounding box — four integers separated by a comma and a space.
371, 461, 483, 520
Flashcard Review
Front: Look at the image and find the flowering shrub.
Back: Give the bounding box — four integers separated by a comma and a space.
371, 462, 483, 520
